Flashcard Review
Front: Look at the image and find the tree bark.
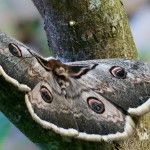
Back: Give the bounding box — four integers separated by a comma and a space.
32, 0, 137, 62
1, 0, 148, 150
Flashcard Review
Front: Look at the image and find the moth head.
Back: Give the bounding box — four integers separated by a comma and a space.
34, 56, 98, 81
34, 56, 68, 73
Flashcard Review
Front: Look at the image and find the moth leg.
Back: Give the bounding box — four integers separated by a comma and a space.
0, 66, 31, 92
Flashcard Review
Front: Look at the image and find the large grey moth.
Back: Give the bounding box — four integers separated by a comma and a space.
1, 43, 150, 142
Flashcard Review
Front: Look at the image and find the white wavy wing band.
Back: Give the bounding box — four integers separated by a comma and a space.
128, 98, 150, 116
0, 66, 31, 91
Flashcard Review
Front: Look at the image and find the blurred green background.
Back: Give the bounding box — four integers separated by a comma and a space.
0, 0, 150, 150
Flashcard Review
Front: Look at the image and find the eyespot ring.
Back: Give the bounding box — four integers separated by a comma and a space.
87, 97, 105, 114
40, 86, 53, 103
9, 43, 22, 57
110, 66, 127, 79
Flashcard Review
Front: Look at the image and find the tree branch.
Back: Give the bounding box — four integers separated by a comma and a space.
32, 0, 137, 61
1, 0, 147, 150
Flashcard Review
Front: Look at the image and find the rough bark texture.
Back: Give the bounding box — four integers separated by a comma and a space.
1, 0, 149, 150
32, 0, 137, 62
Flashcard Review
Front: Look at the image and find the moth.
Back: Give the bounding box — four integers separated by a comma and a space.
0, 43, 150, 142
